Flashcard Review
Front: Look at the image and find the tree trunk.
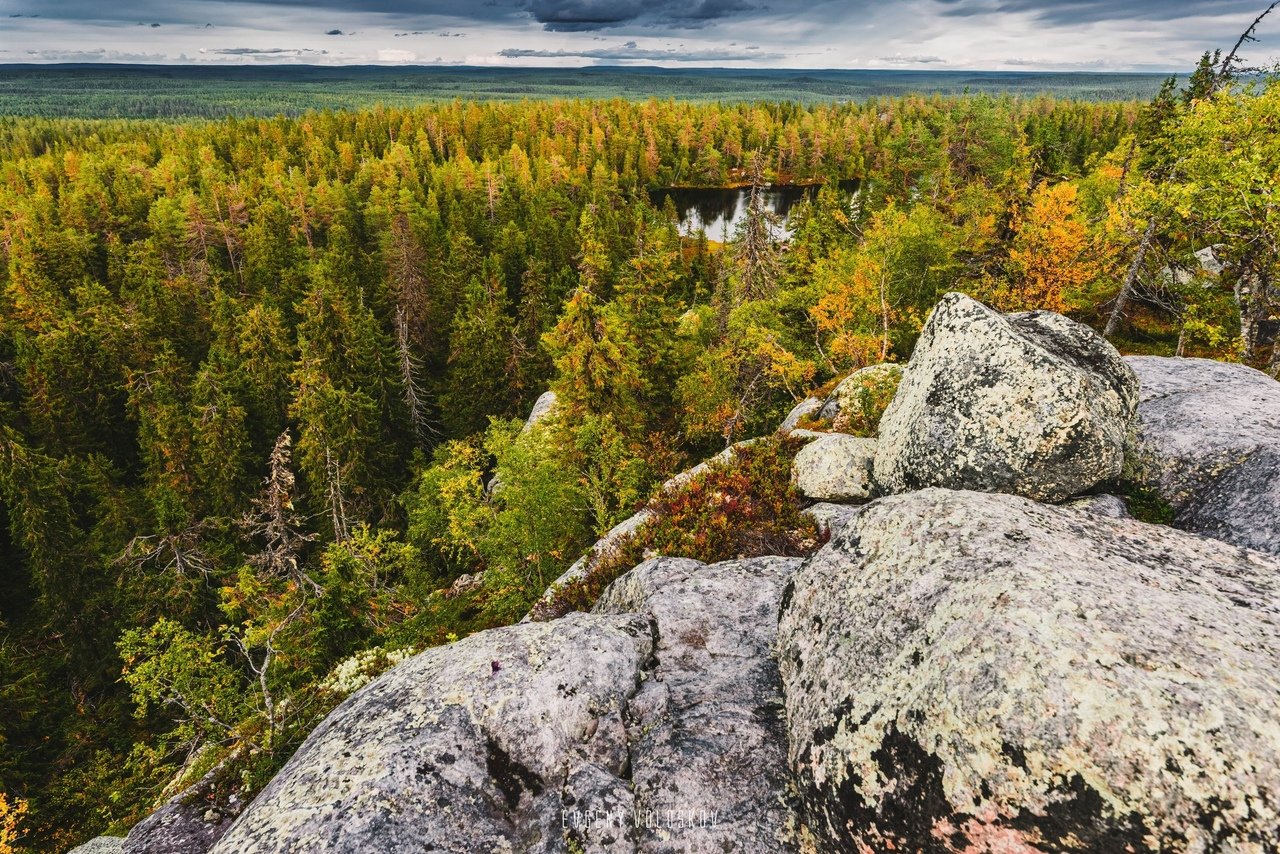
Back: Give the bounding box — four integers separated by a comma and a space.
1104, 218, 1157, 339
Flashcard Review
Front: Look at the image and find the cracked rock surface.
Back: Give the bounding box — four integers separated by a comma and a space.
1128, 355, 1280, 555
213, 555, 803, 853
211, 613, 656, 853
874, 293, 1138, 503
595, 556, 802, 853
779, 488, 1280, 852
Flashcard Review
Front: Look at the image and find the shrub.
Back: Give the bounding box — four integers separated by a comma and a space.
539, 436, 821, 618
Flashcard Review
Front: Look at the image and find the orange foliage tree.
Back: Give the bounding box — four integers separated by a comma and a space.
999, 181, 1098, 312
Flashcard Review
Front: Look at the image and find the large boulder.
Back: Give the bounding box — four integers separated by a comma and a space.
874, 293, 1138, 503
779, 488, 1280, 851
790, 434, 876, 502
521, 390, 559, 435
213, 613, 656, 853
594, 555, 802, 852
1128, 356, 1280, 555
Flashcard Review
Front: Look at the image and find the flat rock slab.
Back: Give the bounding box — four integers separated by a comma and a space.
212, 613, 655, 853
595, 556, 802, 853
779, 488, 1280, 852
1128, 356, 1280, 555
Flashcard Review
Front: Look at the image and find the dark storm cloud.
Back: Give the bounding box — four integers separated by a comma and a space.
12, 0, 1269, 31
499, 41, 779, 60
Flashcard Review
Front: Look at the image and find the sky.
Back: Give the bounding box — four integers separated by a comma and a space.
0, 0, 1275, 71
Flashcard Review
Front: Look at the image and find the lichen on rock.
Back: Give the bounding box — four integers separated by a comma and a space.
873, 293, 1138, 503
779, 488, 1280, 852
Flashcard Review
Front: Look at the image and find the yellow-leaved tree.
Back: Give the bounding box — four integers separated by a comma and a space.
0, 793, 28, 853
997, 181, 1098, 313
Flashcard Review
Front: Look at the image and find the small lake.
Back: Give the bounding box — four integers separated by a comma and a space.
650, 180, 860, 241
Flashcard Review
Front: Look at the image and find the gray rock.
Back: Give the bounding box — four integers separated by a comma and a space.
790, 434, 877, 502
67, 839, 126, 854
594, 556, 803, 852
874, 293, 1138, 503
522, 390, 559, 435
801, 502, 863, 538
213, 613, 656, 854
778, 397, 823, 434
817, 363, 904, 425
1064, 493, 1132, 519
779, 488, 1280, 851
489, 391, 561, 495
785, 428, 829, 441
1128, 356, 1280, 555
123, 759, 243, 854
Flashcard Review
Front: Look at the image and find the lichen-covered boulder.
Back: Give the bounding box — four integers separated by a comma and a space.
874, 293, 1138, 503
1128, 356, 1280, 555
817, 363, 904, 434
779, 488, 1280, 851
594, 556, 803, 852
212, 613, 656, 853
790, 434, 877, 502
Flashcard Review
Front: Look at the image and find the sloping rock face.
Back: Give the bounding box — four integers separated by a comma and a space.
212, 613, 655, 853
791, 435, 877, 502
594, 556, 802, 852
214, 555, 802, 853
778, 396, 823, 434
1128, 356, 1280, 555
874, 293, 1139, 503
779, 488, 1280, 852
522, 390, 559, 434
122, 759, 244, 854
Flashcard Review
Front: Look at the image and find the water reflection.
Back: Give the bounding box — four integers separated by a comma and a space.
650, 180, 860, 241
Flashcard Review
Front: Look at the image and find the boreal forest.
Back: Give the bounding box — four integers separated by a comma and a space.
0, 47, 1278, 851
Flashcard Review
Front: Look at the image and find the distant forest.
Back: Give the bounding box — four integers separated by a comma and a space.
0, 55, 1276, 851
0, 64, 1174, 118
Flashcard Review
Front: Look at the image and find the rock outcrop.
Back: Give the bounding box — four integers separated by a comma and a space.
522, 390, 559, 435
213, 613, 656, 853
779, 488, 1280, 851
594, 556, 802, 852
874, 293, 1139, 503
790, 434, 876, 502
122, 759, 244, 854
213, 554, 801, 853
778, 397, 823, 435
162, 297, 1280, 854
1128, 355, 1280, 555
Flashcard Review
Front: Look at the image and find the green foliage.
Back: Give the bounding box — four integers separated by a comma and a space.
0, 79, 1260, 849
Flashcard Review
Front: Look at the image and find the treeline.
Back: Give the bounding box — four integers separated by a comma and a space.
0, 82, 1275, 851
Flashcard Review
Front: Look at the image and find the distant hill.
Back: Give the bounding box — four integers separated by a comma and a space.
0, 63, 1177, 118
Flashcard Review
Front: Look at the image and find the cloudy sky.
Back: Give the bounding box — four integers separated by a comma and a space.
1, 0, 1275, 71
